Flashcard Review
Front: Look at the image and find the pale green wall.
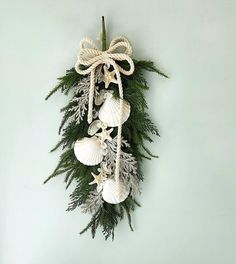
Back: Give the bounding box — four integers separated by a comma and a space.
1, 0, 236, 263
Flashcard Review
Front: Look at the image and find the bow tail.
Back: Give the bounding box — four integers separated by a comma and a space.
87, 69, 96, 124
111, 61, 125, 199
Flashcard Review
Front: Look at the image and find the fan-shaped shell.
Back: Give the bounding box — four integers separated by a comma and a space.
102, 179, 129, 204
98, 96, 130, 127
74, 137, 105, 166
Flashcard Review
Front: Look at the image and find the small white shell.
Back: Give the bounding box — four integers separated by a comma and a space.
102, 179, 129, 204
88, 120, 102, 136
94, 89, 107, 106
74, 137, 105, 166
98, 96, 130, 127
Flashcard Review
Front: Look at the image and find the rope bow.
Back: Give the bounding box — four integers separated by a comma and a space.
75, 36, 135, 197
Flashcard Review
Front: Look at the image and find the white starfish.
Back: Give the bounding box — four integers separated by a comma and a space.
96, 127, 113, 142
89, 168, 108, 192
103, 66, 118, 88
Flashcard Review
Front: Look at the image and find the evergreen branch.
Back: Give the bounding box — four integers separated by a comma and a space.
134, 60, 169, 78
64, 168, 74, 183
141, 145, 159, 158
43, 167, 70, 184
121, 202, 134, 231
79, 209, 101, 237
50, 138, 64, 152
45, 68, 82, 100
134, 199, 141, 207
65, 173, 76, 189
45, 83, 63, 101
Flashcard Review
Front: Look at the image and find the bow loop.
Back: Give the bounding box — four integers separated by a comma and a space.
75, 36, 134, 75
80, 37, 99, 50
109, 37, 133, 56
108, 43, 132, 57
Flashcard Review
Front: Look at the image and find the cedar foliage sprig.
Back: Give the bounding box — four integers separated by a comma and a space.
45, 60, 167, 239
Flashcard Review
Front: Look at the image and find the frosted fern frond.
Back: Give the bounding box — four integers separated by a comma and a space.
103, 136, 141, 197
68, 66, 102, 124
81, 191, 104, 214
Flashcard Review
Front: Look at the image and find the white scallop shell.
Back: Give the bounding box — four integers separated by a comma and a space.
74, 136, 105, 166
102, 179, 129, 204
98, 96, 131, 127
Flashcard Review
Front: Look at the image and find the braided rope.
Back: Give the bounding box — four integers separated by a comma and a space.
75, 36, 134, 198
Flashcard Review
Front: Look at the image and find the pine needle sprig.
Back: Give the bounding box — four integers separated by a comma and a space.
45, 68, 83, 100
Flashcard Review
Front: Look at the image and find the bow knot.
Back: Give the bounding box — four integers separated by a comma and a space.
75, 36, 134, 76
100, 52, 110, 65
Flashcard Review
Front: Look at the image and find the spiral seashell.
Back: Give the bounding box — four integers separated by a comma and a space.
88, 120, 102, 136
94, 89, 107, 106
74, 136, 105, 166
98, 94, 131, 127
102, 179, 129, 204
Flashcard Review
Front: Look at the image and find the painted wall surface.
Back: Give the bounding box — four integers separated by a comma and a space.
1, 0, 236, 263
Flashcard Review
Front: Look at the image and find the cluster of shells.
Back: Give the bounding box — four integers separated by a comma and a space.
74, 88, 131, 204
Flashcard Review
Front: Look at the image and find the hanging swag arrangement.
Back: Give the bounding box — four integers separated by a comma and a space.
45, 17, 167, 240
